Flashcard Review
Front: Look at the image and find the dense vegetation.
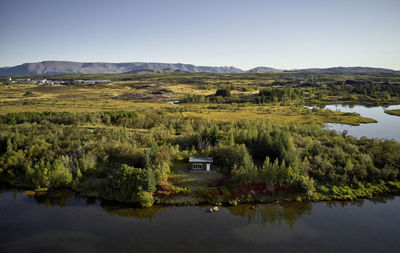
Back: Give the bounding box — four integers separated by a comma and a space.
181, 81, 400, 105
1, 110, 399, 206
1, 72, 400, 206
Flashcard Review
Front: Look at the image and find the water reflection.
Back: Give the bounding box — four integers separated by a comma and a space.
19, 188, 315, 225
3, 187, 397, 226
101, 202, 168, 221
1, 187, 400, 252
25, 188, 76, 207
228, 202, 312, 228
325, 195, 396, 208
18, 188, 166, 220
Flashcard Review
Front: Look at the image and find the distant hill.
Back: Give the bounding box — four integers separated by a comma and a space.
247, 66, 283, 72
0, 61, 398, 76
286, 67, 400, 74
0, 61, 244, 75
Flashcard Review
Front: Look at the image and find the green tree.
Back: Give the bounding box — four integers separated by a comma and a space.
48, 160, 72, 187
137, 191, 154, 208
32, 160, 50, 189
215, 88, 231, 97
105, 164, 156, 207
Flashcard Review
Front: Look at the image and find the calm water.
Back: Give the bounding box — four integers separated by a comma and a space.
1, 189, 400, 253
323, 104, 400, 141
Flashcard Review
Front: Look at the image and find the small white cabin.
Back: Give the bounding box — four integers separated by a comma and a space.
189, 157, 213, 172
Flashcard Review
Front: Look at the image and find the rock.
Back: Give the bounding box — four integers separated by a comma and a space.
212, 206, 220, 212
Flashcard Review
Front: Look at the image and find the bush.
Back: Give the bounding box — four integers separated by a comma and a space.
215, 88, 231, 97
171, 186, 192, 196
317, 184, 330, 194
138, 191, 154, 207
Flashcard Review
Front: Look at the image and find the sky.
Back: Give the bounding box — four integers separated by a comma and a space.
0, 0, 399, 70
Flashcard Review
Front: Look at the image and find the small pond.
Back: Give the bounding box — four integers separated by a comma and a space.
322, 104, 400, 141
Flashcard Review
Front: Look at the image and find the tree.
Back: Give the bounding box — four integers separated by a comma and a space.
105, 164, 156, 207
263, 156, 278, 184
215, 88, 231, 97
278, 159, 288, 185
300, 176, 315, 197
261, 156, 271, 181
137, 191, 154, 208
48, 159, 72, 187
144, 168, 156, 192
32, 160, 50, 189
154, 162, 170, 184
271, 158, 280, 184
238, 144, 253, 171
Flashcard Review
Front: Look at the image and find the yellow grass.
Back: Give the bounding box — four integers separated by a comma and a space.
166, 84, 216, 95
0, 83, 376, 126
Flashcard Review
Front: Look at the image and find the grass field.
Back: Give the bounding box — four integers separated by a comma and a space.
0, 81, 377, 126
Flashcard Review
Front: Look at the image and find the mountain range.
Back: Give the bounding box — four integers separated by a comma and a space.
286, 67, 400, 74
0, 61, 398, 75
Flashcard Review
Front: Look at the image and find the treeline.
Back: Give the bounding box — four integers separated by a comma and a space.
326, 82, 400, 99
1, 111, 400, 206
256, 87, 302, 103
180, 82, 400, 105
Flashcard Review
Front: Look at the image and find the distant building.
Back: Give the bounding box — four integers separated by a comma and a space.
0, 77, 12, 83
74, 79, 110, 84
189, 157, 213, 172
6, 77, 32, 84
90, 79, 110, 83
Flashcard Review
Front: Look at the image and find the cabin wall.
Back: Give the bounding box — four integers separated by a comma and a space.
190, 162, 212, 171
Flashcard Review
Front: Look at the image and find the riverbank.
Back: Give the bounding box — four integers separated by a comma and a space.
5, 178, 400, 208
158, 180, 400, 206
67, 169, 400, 206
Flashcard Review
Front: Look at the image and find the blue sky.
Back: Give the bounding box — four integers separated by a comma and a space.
0, 0, 399, 70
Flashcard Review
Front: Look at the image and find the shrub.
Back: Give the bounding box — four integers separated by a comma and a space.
215, 88, 231, 97
171, 186, 192, 196
138, 191, 154, 207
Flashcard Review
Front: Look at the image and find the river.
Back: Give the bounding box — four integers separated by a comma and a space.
322, 104, 400, 141
1, 189, 400, 252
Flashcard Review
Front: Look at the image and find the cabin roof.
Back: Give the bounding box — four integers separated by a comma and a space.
189, 157, 213, 163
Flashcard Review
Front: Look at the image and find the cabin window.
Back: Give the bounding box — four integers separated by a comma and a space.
193, 163, 202, 169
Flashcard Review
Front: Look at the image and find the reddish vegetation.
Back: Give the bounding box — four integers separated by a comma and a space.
231, 183, 299, 199
154, 179, 191, 198
209, 177, 227, 187
198, 182, 300, 202
167, 177, 181, 185
230, 182, 270, 199
153, 181, 172, 198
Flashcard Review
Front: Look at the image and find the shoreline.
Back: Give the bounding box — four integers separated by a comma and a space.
3, 181, 399, 208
